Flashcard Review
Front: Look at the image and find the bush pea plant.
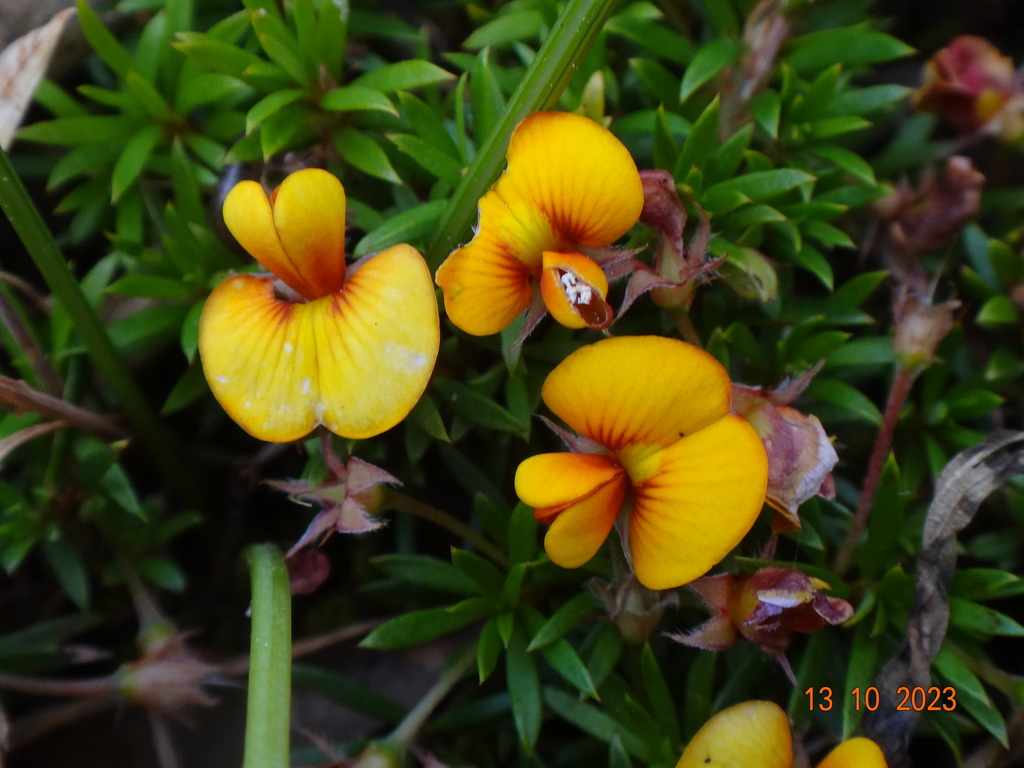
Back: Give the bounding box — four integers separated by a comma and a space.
2, 0, 1023, 766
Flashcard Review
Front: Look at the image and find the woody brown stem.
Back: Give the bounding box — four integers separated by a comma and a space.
834, 366, 916, 575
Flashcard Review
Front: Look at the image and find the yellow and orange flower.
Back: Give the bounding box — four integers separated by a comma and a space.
435, 111, 643, 336
676, 701, 888, 768
199, 168, 439, 442
514, 336, 768, 590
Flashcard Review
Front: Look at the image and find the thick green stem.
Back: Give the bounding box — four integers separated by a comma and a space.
428, 0, 622, 266
0, 146, 195, 504
243, 545, 292, 768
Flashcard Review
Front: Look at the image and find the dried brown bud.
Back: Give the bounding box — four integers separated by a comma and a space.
892, 293, 960, 372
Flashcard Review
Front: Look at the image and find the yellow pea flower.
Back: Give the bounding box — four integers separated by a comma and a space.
676, 701, 888, 768
435, 111, 643, 336
514, 336, 768, 590
199, 168, 439, 442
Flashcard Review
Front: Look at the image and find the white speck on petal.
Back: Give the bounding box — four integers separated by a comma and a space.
299, 377, 312, 394
384, 343, 428, 373
243, 401, 252, 409
283, 342, 294, 353
215, 375, 229, 384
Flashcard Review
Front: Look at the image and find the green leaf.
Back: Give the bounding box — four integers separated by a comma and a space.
704, 168, 815, 202
948, 596, 1024, 636
809, 145, 876, 185
371, 553, 479, 595
334, 126, 400, 183
18, 116, 138, 146
790, 245, 834, 289
388, 133, 463, 187
750, 90, 781, 138
977, 295, 1018, 327
675, 96, 720, 177
679, 38, 745, 104
508, 502, 539, 565
470, 47, 506, 145
360, 597, 494, 649
107, 274, 193, 301
313, 0, 347, 80
351, 60, 455, 93
353, 200, 447, 257
41, 534, 90, 610
433, 377, 528, 435
842, 620, 879, 738
527, 592, 597, 651
107, 304, 189, 357
124, 71, 172, 121
785, 25, 915, 72
292, 663, 405, 723
321, 85, 397, 115
76, 0, 135, 79
173, 34, 265, 78
249, 7, 308, 83
464, 9, 546, 49
507, 624, 542, 753
933, 646, 992, 706
451, 547, 504, 597
805, 377, 883, 425
247, 89, 305, 133
952, 569, 1023, 601
139, 557, 187, 593
407, 394, 449, 442
477, 617, 503, 682
544, 687, 657, 764
160, 360, 208, 415
954, 688, 1008, 748
640, 643, 680, 748
259, 102, 308, 159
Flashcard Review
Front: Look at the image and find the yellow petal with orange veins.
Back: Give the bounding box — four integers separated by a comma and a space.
199, 244, 439, 442
816, 738, 888, 768
271, 168, 347, 298
676, 701, 793, 768
435, 221, 534, 336
540, 252, 612, 330
515, 452, 623, 510
629, 414, 768, 590
542, 336, 734, 452
199, 274, 321, 442
223, 180, 320, 301
313, 243, 440, 438
542, 471, 628, 569
502, 112, 643, 247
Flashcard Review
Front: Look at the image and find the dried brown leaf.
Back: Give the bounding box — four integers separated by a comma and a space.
863, 431, 1024, 767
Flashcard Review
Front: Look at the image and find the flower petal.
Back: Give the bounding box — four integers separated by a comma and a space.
816, 738, 888, 768
199, 244, 438, 442
222, 180, 320, 301
313, 243, 440, 438
515, 452, 623, 513
199, 274, 321, 442
675, 701, 792, 768
435, 206, 535, 336
271, 168, 347, 298
502, 112, 643, 247
542, 471, 628, 569
542, 336, 734, 451
540, 251, 612, 330
629, 414, 768, 590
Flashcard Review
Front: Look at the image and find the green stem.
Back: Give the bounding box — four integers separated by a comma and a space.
668, 306, 702, 347
428, 0, 622, 266
388, 645, 475, 747
243, 544, 292, 768
384, 490, 509, 568
0, 146, 195, 504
